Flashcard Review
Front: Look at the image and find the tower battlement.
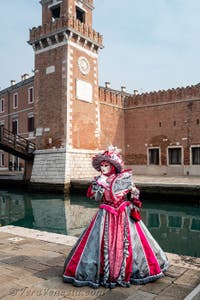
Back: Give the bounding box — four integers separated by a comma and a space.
29, 15, 103, 48
125, 84, 200, 108
99, 86, 131, 108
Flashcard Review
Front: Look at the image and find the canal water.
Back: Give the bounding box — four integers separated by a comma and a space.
0, 189, 199, 258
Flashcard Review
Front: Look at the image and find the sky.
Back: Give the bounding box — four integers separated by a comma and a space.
0, 0, 200, 93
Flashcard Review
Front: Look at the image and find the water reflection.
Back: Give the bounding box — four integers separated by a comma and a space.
0, 190, 199, 257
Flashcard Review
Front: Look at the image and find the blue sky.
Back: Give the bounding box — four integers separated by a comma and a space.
0, 0, 200, 93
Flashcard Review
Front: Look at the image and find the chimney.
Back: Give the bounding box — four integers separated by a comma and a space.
121, 86, 126, 93
24, 73, 29, 80
10, 80, 16, 86
21, 73, 29, 81
105, 82, 110, 89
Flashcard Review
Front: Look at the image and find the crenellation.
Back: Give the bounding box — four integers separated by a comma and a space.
98, 86, 127, 108
29, 15, 103, 48
125, 84, 200, 108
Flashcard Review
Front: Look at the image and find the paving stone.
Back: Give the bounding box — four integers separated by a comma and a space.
61, 286, 108, 300
125, 290, 156, 300
0, 253, 14, 261
39, 255, 66, 267
0, 280, 27, 300
34, 266, 63, 280
0, 264, 16, 276
139, 278, 171, 295
11, 249, 64, 268
33, 276, 68, 290
107, 284, 141, 297
3, 256, 49, 272
38, 242, 71, 254
158, 283, 193, 299
153, 296, 175, 300
0, 232, 12, 238
165, 265, 187, 278
0, 264, 35, 279
0, 274, 17, 284
167, 253, 200, 271
13, 274, 47, 286
155, 275, 175, 284
97, 289, 131, 300
174, 269, 200, 288
1, 255, 29, 265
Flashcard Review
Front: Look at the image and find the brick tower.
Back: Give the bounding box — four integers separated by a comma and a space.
28, 0, 103, 189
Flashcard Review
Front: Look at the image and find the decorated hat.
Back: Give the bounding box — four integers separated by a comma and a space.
92, 145, 123, 173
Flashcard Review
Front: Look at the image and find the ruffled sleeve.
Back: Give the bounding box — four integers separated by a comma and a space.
86, 177, 105, 202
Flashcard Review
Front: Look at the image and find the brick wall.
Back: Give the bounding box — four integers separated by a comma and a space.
34, 46, 67, 150
124, 85, 200, 166
98, 86, 127, 154
0, 78, 35, 170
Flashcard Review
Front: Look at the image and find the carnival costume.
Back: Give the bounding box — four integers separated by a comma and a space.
63, 146, 169, 288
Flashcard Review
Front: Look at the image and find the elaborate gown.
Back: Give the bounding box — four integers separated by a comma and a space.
63, 170, 169, 288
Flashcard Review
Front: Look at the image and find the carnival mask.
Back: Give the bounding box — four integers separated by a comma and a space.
100, 161, 112, 175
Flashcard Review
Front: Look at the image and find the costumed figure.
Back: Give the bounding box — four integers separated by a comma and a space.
63, 146, 169, 288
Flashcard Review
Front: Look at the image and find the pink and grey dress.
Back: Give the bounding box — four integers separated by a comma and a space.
63, 170, 169, 288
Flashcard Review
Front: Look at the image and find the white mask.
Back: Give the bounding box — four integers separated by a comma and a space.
100, 162, 111, 175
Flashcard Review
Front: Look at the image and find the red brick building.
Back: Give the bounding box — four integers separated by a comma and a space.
0, 76, 34, 170
0, 0, 199, 186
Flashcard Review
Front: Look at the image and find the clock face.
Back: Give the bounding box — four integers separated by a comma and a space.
78, 56, 90, 75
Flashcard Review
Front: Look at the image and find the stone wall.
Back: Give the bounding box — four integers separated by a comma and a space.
31, 149, 69, 184
31, 148, 98, 184
69, 148, 97, 179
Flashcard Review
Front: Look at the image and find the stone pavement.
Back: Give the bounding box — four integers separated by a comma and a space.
133, 175, 200, 187
0, 226, 199, 300
71, 174, 200, 187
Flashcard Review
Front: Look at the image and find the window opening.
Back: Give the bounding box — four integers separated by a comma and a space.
76, 6, 85, 23
13, 93, 18, 109
28, 87, 34, 103
149, 148, 159, 165
0, 152, 4, 166
51, 5, 60, 20
191, 147, 200, 165
28, 116, 35, 132
0, 99, 4, 113
0, 124, 4, 137
12, 120, 18, 135
168, 148, 182, 165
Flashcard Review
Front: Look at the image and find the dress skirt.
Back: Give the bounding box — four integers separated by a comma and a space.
63, 204, 169, 288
